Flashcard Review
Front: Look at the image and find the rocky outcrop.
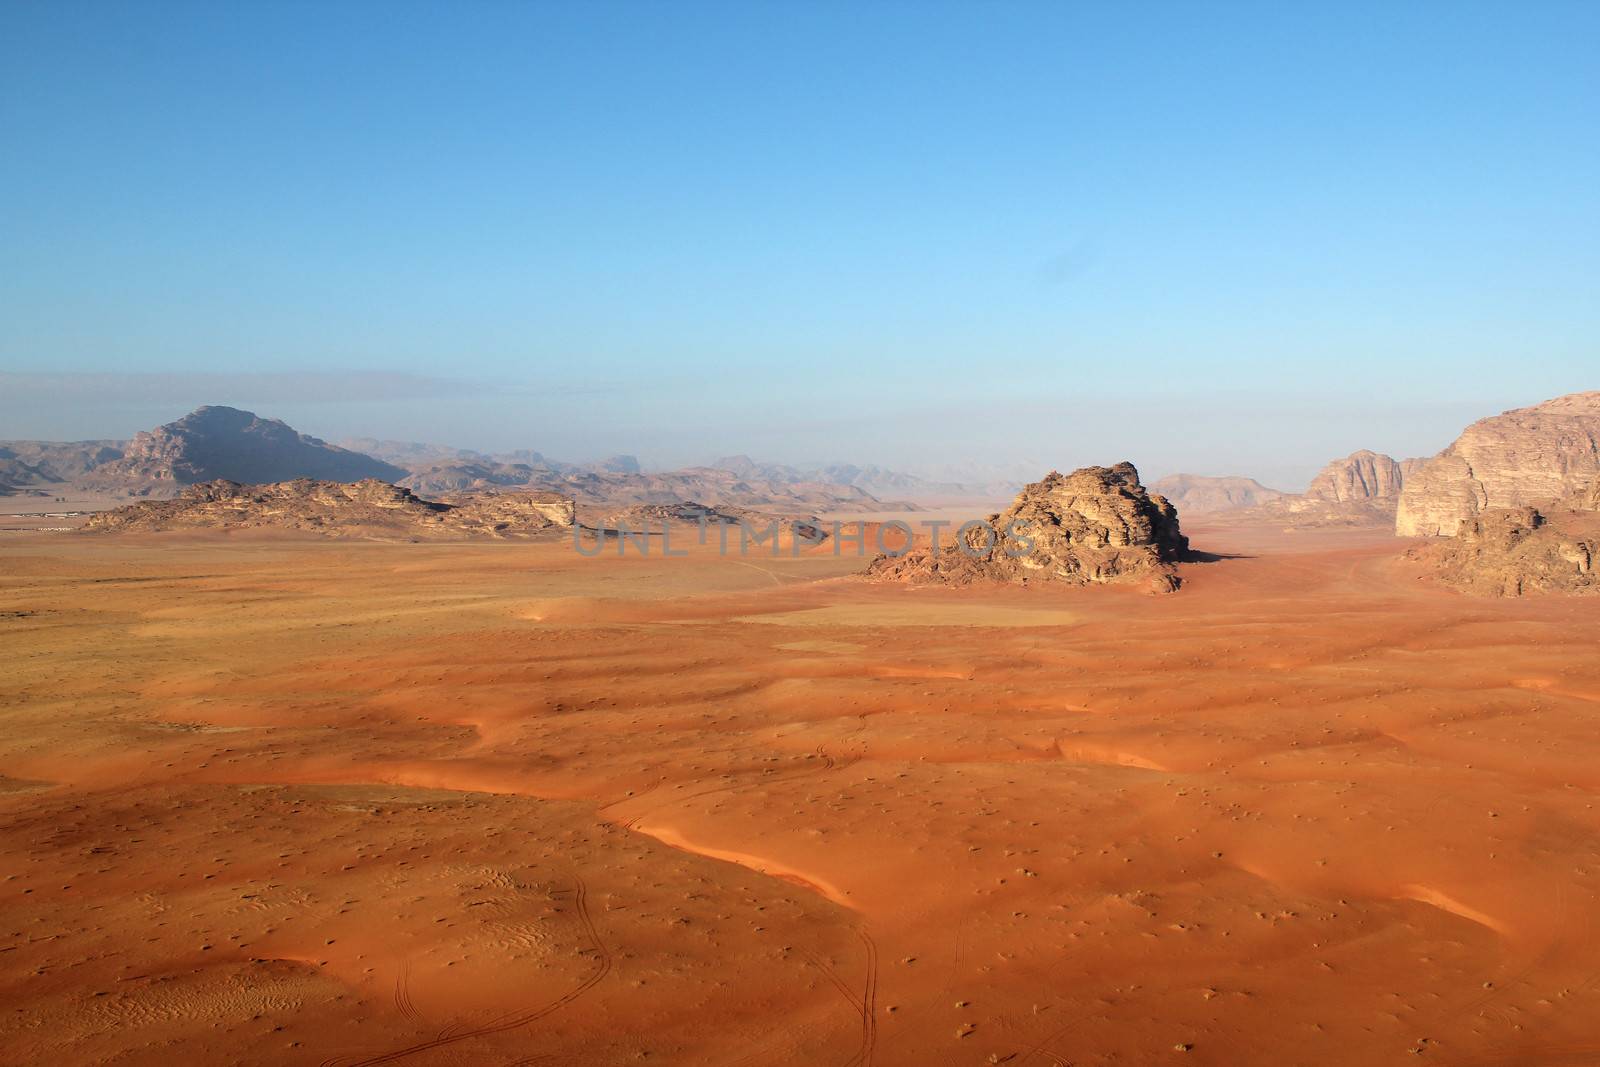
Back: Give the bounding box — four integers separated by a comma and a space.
1149, 474, 1287, 515
83, 479, 574, 539
597, 501, 828, 543
867, 462, 1188, 592
86, 407, 405, 493
1409, 496, 1600, 597
1306, 450, 1415, 504
398, 462, 544, 494
1396, 392, 1600, 537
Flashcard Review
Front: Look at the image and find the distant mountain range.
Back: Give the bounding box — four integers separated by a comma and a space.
1148, 474, 1289, 515
0, 440, 124, 495
710, 455, 1018, 499
0, 406, 914, 512
12, 392, 1597, 532
340, 438, 643, 476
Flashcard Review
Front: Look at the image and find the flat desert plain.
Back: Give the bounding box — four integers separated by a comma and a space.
4, 524, 1600, 1066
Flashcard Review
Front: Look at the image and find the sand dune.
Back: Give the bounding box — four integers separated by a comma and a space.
4, 523, 1600, 1064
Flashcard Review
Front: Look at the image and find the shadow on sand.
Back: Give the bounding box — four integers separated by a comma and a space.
1180, 549, 1253, 564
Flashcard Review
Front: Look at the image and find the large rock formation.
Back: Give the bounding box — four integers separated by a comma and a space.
1306, 450, 1419, 504
1185, 451, 1424, 529
83, 479, 575, 539
1149, 474, 1287, 515
87, 407, 405, 493
1396, 391, 1600, 537
867, 462, 1188, 592
1409, 489, 1600, 597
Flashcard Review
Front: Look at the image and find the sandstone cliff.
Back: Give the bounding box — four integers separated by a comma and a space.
86, 407, 405, 493
1396, 391, 1600, 536
867, 462, 1188, 592
1306, 450, 1416, 503
1189, 451, 1424, 528
83, 479, 574, 539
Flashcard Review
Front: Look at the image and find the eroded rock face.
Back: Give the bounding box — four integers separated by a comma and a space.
83, 479, 575, 539
88, 407, 405, 492
1410, 501, 1600, 597
1396, 392, 1600, 537
1148, 474, 1287, 515
867, 462, 1188, 592
1306, 450, 1410, 503
1194, 451, 1426, 529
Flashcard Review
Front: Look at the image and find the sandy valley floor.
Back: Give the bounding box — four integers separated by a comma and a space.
4, 524, 1600, 1066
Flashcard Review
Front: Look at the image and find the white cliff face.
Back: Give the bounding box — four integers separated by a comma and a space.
1396, 392, 1600, 537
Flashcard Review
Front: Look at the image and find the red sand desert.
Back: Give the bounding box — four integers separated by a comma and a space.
4, 523, 1600, 1066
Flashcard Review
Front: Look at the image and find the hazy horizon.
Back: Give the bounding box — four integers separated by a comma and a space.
4, 3, 1597, 490
0, 373, 1566, 492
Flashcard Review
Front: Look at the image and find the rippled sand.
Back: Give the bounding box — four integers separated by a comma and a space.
4, 524, 1600, 1065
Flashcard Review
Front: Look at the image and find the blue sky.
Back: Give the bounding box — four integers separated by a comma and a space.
2, 1, 1597, 487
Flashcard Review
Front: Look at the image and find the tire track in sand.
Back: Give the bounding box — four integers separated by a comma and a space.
850, 929, 878, 1067
802, 928, 878, 1067
321, 876, 611, 1067
392, 958, 420, 1022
